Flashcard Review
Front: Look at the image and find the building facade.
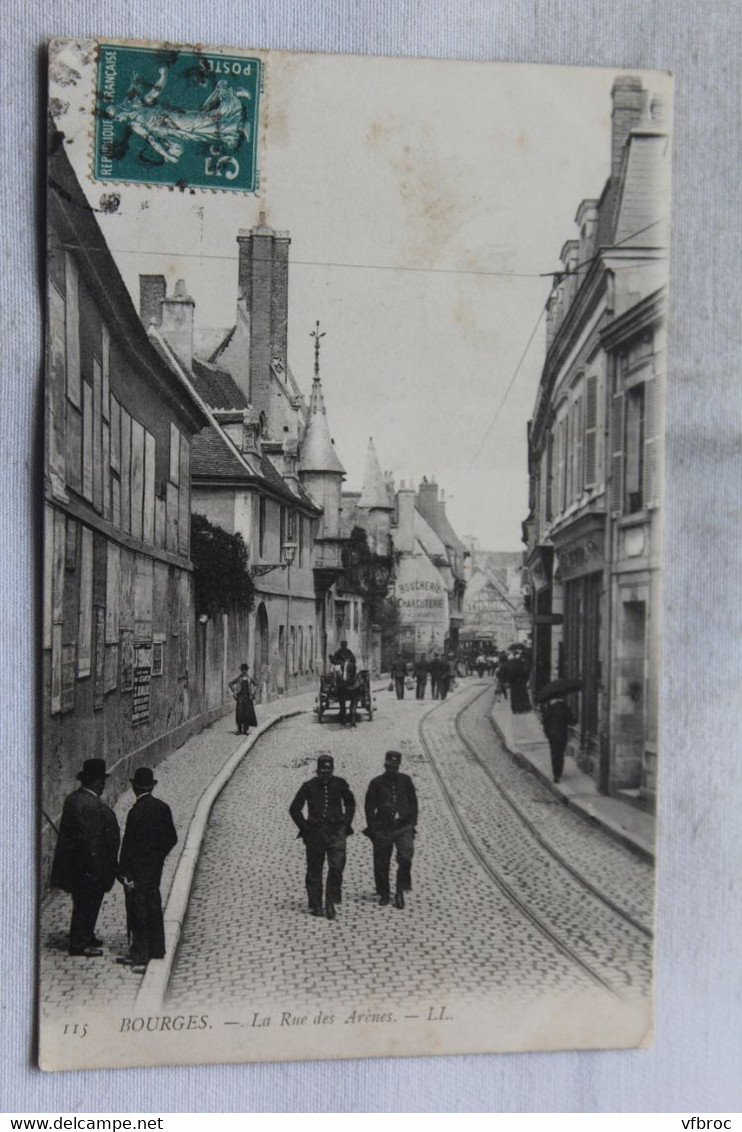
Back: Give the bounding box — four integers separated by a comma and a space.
523, 77, 668, 805
43, 135, 209, 877
390, 477, 468, 659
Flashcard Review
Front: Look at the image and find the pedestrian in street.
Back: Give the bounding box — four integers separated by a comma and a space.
414, 654, 428, 699
228, 663, 257, 735
289, 755, 356, 920
506, 653, 532, 714
115, 767, 178, 969
438, 655, 454, 700
476, 652, 486, 678
390, 652, 407, 700
541, 697, 576, 784
429, 652, 441, 699
364, 750, 418, 909
50, 758, 120, 958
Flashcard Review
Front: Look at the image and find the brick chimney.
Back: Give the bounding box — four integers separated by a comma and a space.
611, 76, 646, 179
139, 275, 166, 329
416, 477, 439, 528
160, 279, 195, 369
236, 215, 291, 433
394, 486, 416, 554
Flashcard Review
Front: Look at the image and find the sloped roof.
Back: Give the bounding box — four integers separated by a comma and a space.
358, 438, 394, 510
190, 357, 248, 410
209, 325, 237, 364
299, 377, 346, 475
191, 426, 251, 479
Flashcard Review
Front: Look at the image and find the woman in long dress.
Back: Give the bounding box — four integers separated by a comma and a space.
228, 663, 257, 735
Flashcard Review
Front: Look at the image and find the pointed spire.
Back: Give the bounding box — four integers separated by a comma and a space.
299, 322, 345, 476
358, 438, 394, 510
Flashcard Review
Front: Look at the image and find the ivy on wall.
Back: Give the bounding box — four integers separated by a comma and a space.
191, 512, 256, 618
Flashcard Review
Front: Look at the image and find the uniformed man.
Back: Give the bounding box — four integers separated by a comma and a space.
50, 758, 120, 957
390, 653, 407, 699
329, 639, 355, 668
414, 654, 429, 699
289, 755, 356, 920
364, 750, 418, 910
429, 652, 441, 699
116, 767, 178, 969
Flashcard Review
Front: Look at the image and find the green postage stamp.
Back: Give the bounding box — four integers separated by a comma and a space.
94, 42, 261, 191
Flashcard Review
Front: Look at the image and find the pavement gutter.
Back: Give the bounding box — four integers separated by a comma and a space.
489, 705, 655, 865
133, 681, 388, 1015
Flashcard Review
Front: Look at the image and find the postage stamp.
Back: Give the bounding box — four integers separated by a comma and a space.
93, 42, 261, 192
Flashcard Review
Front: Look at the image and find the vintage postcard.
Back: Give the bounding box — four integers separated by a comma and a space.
41, 37, 671, 1070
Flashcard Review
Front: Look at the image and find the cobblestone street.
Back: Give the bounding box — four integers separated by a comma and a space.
166, 681, 653, 1014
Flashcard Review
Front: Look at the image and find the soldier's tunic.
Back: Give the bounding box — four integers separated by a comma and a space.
289, 776, 356, 911
364, 772, 418, 900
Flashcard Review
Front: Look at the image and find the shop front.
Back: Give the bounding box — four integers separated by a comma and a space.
552, 514, 607, 783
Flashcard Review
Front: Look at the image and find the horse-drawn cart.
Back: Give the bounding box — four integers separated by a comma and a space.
316, 666, 374, 725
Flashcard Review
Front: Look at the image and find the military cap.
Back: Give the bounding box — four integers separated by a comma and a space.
384, 750, 402, 765
317, 755, 334, 769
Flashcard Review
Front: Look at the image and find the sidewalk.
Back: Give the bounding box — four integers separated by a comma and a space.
490, 700, 656, 863
40, 680, 387, 1015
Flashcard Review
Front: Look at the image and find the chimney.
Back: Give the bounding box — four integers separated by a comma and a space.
575, 199, 600, 270
241, 406, 262, 458
416, 477, 439, 526
139, 275, 166, 329
236, 220, 291, 433
394, 488, 416, 554
160, 279, 195, 369
611, 76, 646, 178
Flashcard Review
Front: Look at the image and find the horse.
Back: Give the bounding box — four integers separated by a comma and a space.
335, 657, 363, 727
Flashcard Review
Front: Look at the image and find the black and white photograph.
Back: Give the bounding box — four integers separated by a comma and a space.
39, 36, 671, 1072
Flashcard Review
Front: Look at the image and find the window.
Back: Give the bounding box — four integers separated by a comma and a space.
583, 376, 598, 489
625, 383, 646, 513
259, 496, 266, 558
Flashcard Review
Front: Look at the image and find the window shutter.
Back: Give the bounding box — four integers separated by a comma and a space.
565, 408, 573, 506
575, 395, 585, 499
643, 376, 659, 507
558, 419, 567, 514
610, 392, 625, 515
584, 376, 598, 489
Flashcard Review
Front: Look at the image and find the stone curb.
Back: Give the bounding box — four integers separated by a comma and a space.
133, 680, 388, 1014
489, 708, 655, 865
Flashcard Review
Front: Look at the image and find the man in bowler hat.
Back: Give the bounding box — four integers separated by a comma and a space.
289, 755, 355, 920
116, 767, 178, 968
364, 750, 418, 910
50, 758, 120, 957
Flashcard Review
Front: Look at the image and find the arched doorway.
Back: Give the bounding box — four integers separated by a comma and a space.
255, 603, 269, 701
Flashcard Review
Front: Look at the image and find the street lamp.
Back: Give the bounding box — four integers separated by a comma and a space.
281, 538, 298, 693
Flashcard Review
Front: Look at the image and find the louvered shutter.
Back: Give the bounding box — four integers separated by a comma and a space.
643, 375, 660, 507
575, 395, 585, 499
584, 376, 598, 489
610, 392, 625, 515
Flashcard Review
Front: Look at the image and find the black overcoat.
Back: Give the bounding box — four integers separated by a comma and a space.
50, 787, 120, 894
119, 793, 178, 886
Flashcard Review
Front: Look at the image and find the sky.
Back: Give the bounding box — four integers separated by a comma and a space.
52, 43, 668, 548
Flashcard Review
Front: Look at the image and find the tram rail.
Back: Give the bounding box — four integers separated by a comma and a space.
418, 684, 653, 1000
